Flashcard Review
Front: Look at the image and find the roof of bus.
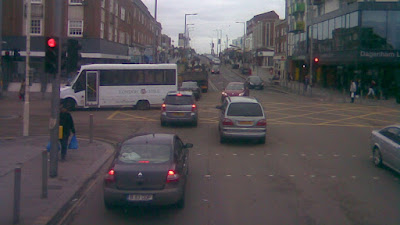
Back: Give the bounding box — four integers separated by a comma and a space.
80, 64, 177, 71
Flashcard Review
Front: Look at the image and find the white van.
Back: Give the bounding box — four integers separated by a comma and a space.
60, 64, 178, 110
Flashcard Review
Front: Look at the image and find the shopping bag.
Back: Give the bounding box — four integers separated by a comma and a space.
46, 141, 60, 152
68, 135, 78, 149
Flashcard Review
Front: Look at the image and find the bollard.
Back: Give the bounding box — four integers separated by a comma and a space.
41, 151, 48, 199
13, 164, 22, 225
89, 114, 94, 143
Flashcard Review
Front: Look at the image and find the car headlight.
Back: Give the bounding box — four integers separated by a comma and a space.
250, 82, 254, 85
239, 93, 244, 96
222, 92, 227, 96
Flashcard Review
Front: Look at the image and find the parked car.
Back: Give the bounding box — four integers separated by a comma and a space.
240, 67, 252, 75
221, 82, 249, 102
161, 91, 198, 127
245, 75, 265, 90
179, 81, 201, 100
216, 96, 267, 144
103, 133, 193, 209
371, 125, 400, 173
211, 65, 221, 74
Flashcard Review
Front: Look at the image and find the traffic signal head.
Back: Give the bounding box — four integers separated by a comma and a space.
67, 39, 81, 73
45, 37, 59, 74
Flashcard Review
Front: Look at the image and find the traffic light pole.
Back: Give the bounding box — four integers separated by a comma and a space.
0, 0, 3, 97
49, 0, 63, 178
23, 0, 32, 136
308, 0, 314, 96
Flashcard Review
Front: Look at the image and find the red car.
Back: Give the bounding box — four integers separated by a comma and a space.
221, 82, 249, 102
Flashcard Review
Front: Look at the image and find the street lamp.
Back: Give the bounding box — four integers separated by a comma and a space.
184, 13, 197, 49
236, 22, 246, 64
153, 0, 158, 63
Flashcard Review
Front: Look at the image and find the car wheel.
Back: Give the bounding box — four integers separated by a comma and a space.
176, 192, 185, 209
259, 137, 266, 144
104, 199, 115, 210
136, 100, 150, 110
373, 147, 383, 167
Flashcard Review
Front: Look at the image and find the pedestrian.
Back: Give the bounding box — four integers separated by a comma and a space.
59, 105, 76, 161
303, 75, 309, 95
19, 79, 25, 101
350, 80, 357, 103
367, 80, 376, 99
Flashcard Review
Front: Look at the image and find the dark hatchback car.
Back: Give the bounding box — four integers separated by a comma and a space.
103, 133, 193, 209
245, 75, 265, 90
221, 82, 249, 102
178, 81, 201, 100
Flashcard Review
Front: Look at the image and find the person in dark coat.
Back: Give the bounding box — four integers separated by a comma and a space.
59, 105, 75, 161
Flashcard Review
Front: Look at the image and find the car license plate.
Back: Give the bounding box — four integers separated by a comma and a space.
172, 112, 185, 116
239, 121, 253, 125
127, 194, 153, 201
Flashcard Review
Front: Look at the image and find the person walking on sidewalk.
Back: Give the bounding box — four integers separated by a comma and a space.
303, 75, 310, 95
350, 80, 357, 103
366, 80, 377, 99
59, 105, 76, 161
19, 79, 26, 101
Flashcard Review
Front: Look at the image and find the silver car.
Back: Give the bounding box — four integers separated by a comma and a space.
217, 96, 267, 144
371, 125, 400, 173
161, 91, 198, 127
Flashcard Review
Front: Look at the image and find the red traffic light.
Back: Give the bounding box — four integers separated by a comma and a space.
314, 57, 319, 63
47, 38, 57, 48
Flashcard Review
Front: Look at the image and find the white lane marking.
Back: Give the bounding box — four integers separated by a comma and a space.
310, 175, 315, 178
226, 174, 232, 177
373, 177, 379, 180
318, 154, 323, 157
204, 175, 211, 178
351, 176, 357, 179
352, 155, 357, 158
250, 153, 255, 156
215, 153, 220, 156
289, 175, 295, 177
301, 154, 306, 157
282, 153, 289, 156
268, 174, 274, 177
246, 175, 252, 177
266, 153, 272, 156
233, 153, 237, 156
197, 153, 202, 156
331, 175, 336, 178
203, 199, 209, 202
333, 154, 340, 157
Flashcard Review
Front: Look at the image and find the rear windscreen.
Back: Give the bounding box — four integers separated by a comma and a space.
118, 144, 171, 164
165, 95, 193, 105
227, 103, 263, 116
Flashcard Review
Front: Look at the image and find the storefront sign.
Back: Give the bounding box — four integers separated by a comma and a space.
360, 50, 400, 59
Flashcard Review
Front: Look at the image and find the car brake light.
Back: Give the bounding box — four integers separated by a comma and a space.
166, 170, 180, 182
139, 160, 150, 163
177, 93, 182, 96
222, 118, 234, 126
256, 119, 267, 126
161, 103, 166, 111
192, 104, 196, 112
105, 168, 115, 183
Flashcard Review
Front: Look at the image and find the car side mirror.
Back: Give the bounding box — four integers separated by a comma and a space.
216, 105, 222, 109
185, 143, 193, 148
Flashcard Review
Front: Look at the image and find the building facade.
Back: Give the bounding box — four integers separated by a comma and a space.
1, 0, 161, 86
274, 19, 288, 80
287, 0, 400, 99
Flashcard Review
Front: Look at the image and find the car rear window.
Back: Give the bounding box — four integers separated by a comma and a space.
227, 103, 263, 117
118, 144, 171, 164
249, 76, 261, 82
165, 95, 193, 105
226, 83, 244, 90
181, 82, 198, 88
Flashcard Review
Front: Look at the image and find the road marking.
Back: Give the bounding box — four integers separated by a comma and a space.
106, 110, 120, 120
250, 153, 255, 156
266, 153, 272, 156
333, 154, 340, 157
310, 175, 315, 178
197, 153, 202, 156
233, 153, 237, 156
373, 177, 379, 180
215, 153, 220, 156
331, 175, 336, 178
318, 154, 323, 157
226, 174, 232, 177
301, 153, 306, 157
351, 176, 357, 179
289, 175, 295, 177
204, 174, 211, 178
268, 174, 274, 177
352, 155, 357, 158
246, 175, 252, 177
282, 153, 289, 156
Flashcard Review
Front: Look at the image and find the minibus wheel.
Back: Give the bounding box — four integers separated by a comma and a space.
136, 100, 150, 110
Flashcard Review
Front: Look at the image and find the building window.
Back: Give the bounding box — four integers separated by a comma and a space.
114, 29, 118, 42
119, 32, 125, 44
121, 7, 125, 21
68, 20, 83, 37
69, 0, 83, 5
31, 0, 42, 3
108, 25, 113, 41
31, 19, 42, 35
115, 3, 119, 16
101, 9, 105, 22
109, 0, 114, 13
101, 0, 105, 8
100, 23, 104, 39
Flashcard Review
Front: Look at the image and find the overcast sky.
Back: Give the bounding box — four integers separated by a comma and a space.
142, 0, 286, 54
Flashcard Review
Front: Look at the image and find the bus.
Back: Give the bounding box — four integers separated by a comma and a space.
60, 64, 178, 110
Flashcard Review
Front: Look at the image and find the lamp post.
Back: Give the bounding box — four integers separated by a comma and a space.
153, 0, 158, 63
184, 13, 197, 50
236, 22, 246, 64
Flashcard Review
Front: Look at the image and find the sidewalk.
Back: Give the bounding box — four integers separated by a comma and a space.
0, 136, 115, 225
229, 65, 400, 109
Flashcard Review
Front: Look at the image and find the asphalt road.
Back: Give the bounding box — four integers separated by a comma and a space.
1, 65, 400, 225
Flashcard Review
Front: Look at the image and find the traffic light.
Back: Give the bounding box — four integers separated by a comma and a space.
67, 39, 81, 73
45, 37, 59, 74
314, 57, 319, 63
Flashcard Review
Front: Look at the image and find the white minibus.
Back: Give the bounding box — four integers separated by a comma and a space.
60, 64, 178, 110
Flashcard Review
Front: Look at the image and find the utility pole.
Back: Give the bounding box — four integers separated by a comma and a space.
0, 0, 3, 98
23, 0, 31, 136
153, 0, 157, 63
309, 0, 314, 93
49, 0, 63, 178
